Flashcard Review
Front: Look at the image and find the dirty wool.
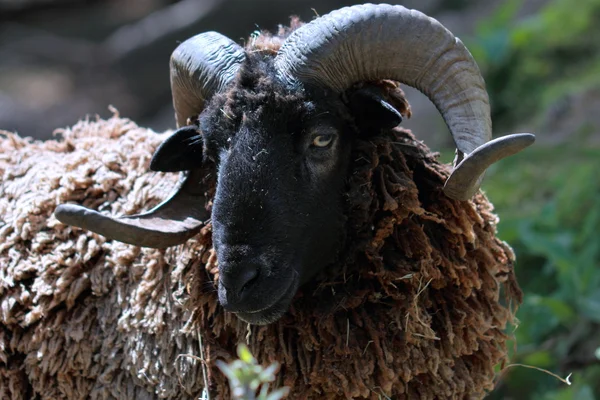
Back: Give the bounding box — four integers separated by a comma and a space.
0, 113, 522, 399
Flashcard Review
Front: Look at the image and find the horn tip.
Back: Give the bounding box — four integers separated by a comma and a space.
54, 203, 95, 227
504, 132, 536, 146
442, 132, 536, 201
485, 132, 536, 157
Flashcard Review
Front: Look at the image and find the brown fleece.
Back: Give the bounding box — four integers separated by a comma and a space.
0, 110, 520, 399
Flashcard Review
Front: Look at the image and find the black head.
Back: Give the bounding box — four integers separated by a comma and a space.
152, 54, 404, 324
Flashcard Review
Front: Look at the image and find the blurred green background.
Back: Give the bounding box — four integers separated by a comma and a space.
473, 0, 600, 398
1, 0, 599, 398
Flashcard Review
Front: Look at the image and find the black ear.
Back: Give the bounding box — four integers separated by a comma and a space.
150, 126, 203, 172
347, 86, 403, 132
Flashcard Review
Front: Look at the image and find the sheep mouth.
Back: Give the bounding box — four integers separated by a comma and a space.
234, 274, 299, 325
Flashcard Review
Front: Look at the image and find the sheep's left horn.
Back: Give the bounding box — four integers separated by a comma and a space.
274, 4, 534, 200
171, 31, 245, 127
54, 169, 208, 248
443, 133, 535, 199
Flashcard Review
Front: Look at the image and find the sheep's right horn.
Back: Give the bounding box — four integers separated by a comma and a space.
171, 31, 245, 127
54, 169, 208, 248
55, 32, 245, 247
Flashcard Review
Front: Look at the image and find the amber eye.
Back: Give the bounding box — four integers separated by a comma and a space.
311, 134, 334, 148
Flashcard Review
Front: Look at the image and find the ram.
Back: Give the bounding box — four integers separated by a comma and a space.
0, 4, 533, 399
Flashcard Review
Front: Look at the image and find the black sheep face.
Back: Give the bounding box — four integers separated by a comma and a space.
155, 55, 403, 324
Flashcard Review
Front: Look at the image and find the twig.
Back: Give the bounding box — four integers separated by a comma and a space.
246, 323, 252, 344
415, 277, 433, 299
198, 329, 210, 400
346, 318, 350, 348
412, 333, 440, 340
501, 364, 572, 386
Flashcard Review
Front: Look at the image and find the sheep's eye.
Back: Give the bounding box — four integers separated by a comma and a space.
311, 134, 334, 148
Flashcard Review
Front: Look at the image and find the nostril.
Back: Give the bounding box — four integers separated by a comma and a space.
238, 265, 259, 297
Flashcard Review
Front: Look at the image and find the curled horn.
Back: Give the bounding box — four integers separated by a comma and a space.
55, 32, 245, 247
274, 3, 535, 200
171, 31, 246, 127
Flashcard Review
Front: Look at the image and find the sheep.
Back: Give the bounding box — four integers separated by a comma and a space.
1, 4, 531, 399
55, 3, 534, 326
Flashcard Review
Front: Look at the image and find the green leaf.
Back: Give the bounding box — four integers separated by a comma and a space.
258, 363, 279, 382
237, 343, 256, 365
536, 297, 576, 324
578, 289, 600, 323
522, 351, 555, 368
216, 360, 237, 382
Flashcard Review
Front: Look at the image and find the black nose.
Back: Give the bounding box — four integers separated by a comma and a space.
219, 263, 259, 303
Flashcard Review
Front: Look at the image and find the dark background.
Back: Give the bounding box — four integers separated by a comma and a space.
1, 1, 599, 399
0, 0, 545, 144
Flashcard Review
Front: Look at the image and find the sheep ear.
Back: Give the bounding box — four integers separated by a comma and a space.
150, 126, 203, 172
346, 85, 403, 132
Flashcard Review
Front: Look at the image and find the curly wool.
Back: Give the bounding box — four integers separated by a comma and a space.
0, 112, 521, 399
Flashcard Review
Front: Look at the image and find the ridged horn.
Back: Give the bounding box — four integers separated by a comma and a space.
443, 133, 535, 199
274, 3, 535, 200
54, 169, 209, 248
171, 31, 245, 127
